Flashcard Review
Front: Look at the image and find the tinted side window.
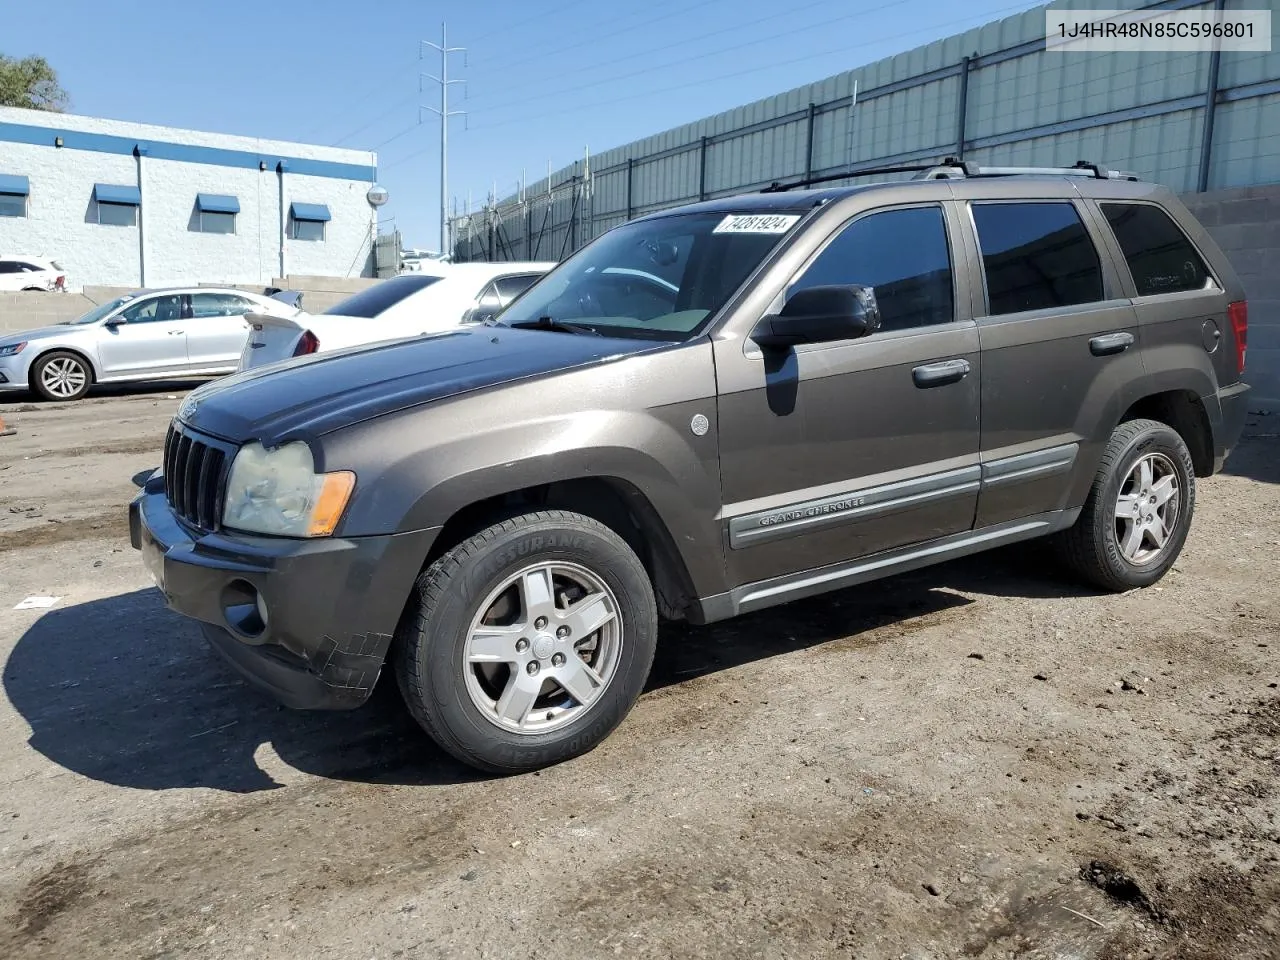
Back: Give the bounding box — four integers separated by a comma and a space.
1101, 203, 1213, 296
121, 295, 183, 323
190, 293, 251, 318
790, 206, 954, 331
324, 275, 442, 317
465, 282, 503, 324
972, 202, 1103, 316
0, 262, 17, 274
495, 273, 540, 304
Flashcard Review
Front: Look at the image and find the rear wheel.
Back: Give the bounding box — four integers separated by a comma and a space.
31, 351, 92, 402
394, 510, 658, 774
1056, 418, 1195, 591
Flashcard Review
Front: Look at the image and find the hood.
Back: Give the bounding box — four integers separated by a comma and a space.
179, 325, 664, 442
0, 324, 82, 345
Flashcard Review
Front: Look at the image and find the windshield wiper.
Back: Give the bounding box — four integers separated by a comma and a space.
506, 316, 602, 336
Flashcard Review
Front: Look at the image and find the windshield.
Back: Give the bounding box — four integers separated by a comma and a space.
496, 211, 801, 340
68, 295, 133, 325
324, 275, 443, 318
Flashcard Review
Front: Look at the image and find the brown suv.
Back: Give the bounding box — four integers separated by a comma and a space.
130, 160, 1250, 773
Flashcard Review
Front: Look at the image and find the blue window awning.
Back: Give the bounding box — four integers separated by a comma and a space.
93, 183, 141, 205
196, 193, 240, 214
0, 174, 30, 196
290, 202, 331, 222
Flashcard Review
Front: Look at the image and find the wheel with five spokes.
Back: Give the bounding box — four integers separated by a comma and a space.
30, 350, 92, 402
394, 510, 658, 774
1056, 418, 1196, 592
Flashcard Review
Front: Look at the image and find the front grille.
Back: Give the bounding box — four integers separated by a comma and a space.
163, 422, 233, 531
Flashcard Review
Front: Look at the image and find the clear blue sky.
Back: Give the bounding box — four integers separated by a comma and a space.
6, 0, 1042, 249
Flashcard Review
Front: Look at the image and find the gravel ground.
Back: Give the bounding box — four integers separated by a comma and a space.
0, 389, 1276, 960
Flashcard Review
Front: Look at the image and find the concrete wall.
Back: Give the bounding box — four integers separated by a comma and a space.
0, 107, 378, 290
1182, 184, 1280, 411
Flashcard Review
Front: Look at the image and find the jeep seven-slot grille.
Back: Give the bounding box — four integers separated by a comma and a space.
163, 422, 231, 531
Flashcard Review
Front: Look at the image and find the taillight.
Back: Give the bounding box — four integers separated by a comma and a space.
54, 275, 66, 290
1227, 301, 1247, 376
292, 330, 320, 357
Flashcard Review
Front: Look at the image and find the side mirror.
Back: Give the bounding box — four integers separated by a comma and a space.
103, 316, 125, 328
750, 284, 880, 349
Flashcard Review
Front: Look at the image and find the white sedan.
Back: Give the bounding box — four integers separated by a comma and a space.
0, 286, 302, 401
238, 262, 555, 371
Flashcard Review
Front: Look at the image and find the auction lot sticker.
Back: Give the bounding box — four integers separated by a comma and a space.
713, 213, 801, 234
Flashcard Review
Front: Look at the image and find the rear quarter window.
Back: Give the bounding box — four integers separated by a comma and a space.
1101, 203, 1214, 297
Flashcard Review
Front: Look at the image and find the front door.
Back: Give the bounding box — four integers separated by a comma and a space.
714, 203, 982, 589
185, 292, 256, 370
96, 293, 190, 378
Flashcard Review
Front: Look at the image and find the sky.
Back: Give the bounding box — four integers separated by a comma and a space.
4, 0, 1044, 250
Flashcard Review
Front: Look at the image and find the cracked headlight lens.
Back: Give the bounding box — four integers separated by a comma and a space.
222, 441, 354, 537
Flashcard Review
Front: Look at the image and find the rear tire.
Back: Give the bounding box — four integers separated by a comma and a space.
394, 510, 658, 774
30, 350, 92, 402
1056, 418, 1195, 591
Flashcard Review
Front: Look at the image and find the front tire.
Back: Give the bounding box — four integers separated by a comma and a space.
31, 350, 92, 402
394, 510, 658, 774
1056, 418, 1196, 591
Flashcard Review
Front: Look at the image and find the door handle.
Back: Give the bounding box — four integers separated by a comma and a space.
167, 329, 185, 335
912, 358, 970, 388
1089, 331, 1134, 356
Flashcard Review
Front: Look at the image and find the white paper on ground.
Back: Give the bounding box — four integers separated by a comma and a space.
13, 596, 62, 610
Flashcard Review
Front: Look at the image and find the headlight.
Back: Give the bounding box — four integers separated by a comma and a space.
0, 341, 27, 357
222, 441, 355, 537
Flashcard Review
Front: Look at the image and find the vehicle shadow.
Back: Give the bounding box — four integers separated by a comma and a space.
4, 548, 1090, 794
1222, 416, 1279, 485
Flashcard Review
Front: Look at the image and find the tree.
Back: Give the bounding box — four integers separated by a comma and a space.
0, 54, 69, 112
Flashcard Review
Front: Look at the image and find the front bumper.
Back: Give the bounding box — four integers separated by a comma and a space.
0, 354, 31, 391
129, 477, 437, 710
1210, 380, 1251, 473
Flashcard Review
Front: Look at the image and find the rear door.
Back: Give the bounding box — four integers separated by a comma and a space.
952, 182, 1143, 527
186, 292, 257, 370
96, 293, 190, 377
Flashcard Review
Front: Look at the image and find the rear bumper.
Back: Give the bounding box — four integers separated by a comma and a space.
129, 478, 437, 710
1210, 381, 1250, 474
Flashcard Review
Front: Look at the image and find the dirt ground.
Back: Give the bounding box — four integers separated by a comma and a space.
0, 386, 1276, 960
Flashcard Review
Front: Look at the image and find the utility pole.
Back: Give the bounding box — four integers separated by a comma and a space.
420, 24, 466, 256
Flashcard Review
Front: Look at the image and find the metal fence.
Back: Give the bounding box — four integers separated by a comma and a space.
449, 0, 1280, 263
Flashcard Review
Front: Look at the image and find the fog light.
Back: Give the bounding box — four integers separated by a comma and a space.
221, 578, 267, 640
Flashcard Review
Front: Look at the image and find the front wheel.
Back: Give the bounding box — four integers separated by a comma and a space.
1056, 418, 1196, 591
394, 510, 658, 774
30, 350, 92, 402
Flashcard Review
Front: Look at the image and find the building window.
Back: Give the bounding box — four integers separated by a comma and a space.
92, 183, 141, 228
0, 194, 25, 218
291, 218, 326, 242
195, 193, 240, 235
200, 210, 236, 234
289, 202, 331, 242
0, 174, 31, 218
98, 202, 138, 227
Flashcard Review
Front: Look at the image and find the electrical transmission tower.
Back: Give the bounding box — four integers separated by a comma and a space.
420, 24, 466, 256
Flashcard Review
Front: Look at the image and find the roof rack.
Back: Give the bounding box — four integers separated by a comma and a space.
759, 157, 1139, 192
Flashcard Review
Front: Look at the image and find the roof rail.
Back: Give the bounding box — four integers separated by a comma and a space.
760, 157, 1140, 192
